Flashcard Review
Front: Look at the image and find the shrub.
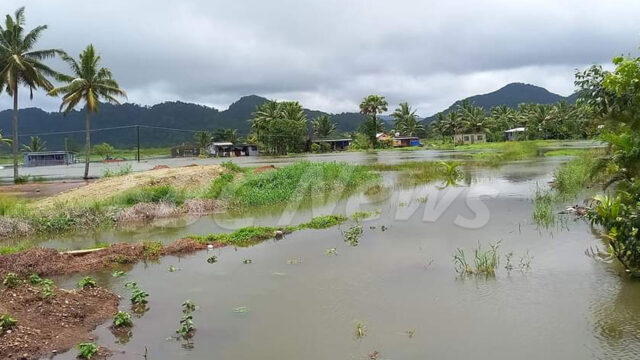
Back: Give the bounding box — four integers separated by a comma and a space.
113, 311, 133, 327
77, 276, 97, 289
142, 240, 163, 258
93, 142, 115, 159
77, 342, 99, 359
28, 273, 42, 285
117, 185, 186, 206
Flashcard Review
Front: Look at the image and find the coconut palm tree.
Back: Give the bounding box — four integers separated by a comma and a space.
21, 135, 46, 152
392, 102, 424, 136
194, 131, 213, 152
0, 130, 11, 147
311, 115, 336, 139
359, 95, 388, 148
48, 45, 126, 179
213, 128, 238, 143
0, 7, 64, 181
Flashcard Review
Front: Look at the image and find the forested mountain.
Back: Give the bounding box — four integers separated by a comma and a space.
0, 82, 576, 150
424, 83, 577, 123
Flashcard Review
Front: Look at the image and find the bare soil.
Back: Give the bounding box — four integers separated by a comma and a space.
34, 165, 225, 210
0, 284, 118, 359
0, 180, 91, 199
0, 239, 207, 278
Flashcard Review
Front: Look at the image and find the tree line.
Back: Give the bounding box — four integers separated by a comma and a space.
429, 100, 596, 142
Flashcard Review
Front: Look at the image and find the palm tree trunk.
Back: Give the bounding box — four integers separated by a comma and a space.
83, 110, 91, 180
370, 115, 377, 148
12, 88, 19, 182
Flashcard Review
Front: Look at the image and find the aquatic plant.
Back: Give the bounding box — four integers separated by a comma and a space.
326, 248, 338, 256
519, 251, 533, 272
2, 273, 21, 288
453, 241, 501, 276
113, 311, 133, 327
168, 265, 180, 272
242, 259, 253, 264
131, 288, 149, 305
77, 342, 99, 359
351, 210, 381, 221
207, 255, 218, 263
304, 214, 347, 229
405, 329, 415, 338
182, 300, 197, 314
354, 321, 367, 340
343, 224, 363, 246
112, 270, 125, 277
287, 257, 302, 265
176, 314, 195, 339
232, 306, 249, 314
0, 314, 17, 333
533, 187, 555, 228
77, 276, 97, 289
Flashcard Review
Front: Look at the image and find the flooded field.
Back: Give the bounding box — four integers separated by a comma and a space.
38, 153, 640, 359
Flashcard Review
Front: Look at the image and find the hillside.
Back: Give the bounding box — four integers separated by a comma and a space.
0, 96, 366, 150
424, 83, 577, 123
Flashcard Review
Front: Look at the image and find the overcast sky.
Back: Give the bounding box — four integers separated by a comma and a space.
1, 0, 639, 116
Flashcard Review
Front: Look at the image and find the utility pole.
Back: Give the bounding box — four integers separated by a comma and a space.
136, 125, 140, 162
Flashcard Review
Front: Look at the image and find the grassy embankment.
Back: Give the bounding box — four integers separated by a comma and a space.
0, 161, 380, 254
532, 151, 602, 227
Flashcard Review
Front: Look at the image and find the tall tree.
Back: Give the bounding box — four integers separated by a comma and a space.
311, 115, 336, 139
359, 95, 388, 148
213, 128, 239, 143
392, 102, 424, 136
0, 7, 63, 181
48, 45, 126, 179
251, 100, 307, 155
21, 135, 46, 152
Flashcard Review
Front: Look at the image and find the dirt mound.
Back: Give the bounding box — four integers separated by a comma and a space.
0, 239, 208, 278
34, 165, 225, 210
115, 202, 180, 223
0, 284, 118, 359
253, 165, 277, 173
151, 164, 170, 170
181, 199, 226, 214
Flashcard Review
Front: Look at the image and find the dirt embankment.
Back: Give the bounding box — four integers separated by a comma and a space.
0, 239, 208, 279
0, 285, 118, 359
33, 165, 226, 210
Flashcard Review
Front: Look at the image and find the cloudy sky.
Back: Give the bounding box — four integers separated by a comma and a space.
2, 0, 640, 116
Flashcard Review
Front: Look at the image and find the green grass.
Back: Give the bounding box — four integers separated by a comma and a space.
112, 185, 186, 206
533, 187, 555, 228
543, 149, 588, 157
190, 214, 349, 247
201, 172, 235, 199
552, 153, 597, 199
222, 161, 379, 208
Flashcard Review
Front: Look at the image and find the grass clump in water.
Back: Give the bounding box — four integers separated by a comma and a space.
142, 240, 163, 258
223, 161, 379, 208
302, 214, 347, 229
533, 187, 555, 228
453, 241, 501, 276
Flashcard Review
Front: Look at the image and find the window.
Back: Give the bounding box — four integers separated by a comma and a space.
463, 136, 469, 141
477, 135, 483, 140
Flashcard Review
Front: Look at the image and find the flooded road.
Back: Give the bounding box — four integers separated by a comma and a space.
49, 155, 640, 360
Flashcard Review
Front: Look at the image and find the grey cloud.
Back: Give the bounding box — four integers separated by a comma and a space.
1, 0, 639, 116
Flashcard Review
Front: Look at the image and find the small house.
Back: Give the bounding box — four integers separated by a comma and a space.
393, 136, 421, 147
311, 138, 351, 151
453, 133, 486, 145
24, 151, 75, 167
171, 145, 200, 157
504, 127, 526, 141
233, 144, 259, 156
207, 142, 234, 157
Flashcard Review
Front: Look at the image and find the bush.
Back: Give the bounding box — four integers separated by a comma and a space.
3, 273, 21, 288
142, 240, 163, 258
116, 185, 186, 206
93, 142, 115, 159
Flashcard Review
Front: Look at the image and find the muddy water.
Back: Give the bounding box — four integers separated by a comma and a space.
52, 157, 640, 360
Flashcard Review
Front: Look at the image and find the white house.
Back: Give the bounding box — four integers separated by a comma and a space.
504, 127, 526, 141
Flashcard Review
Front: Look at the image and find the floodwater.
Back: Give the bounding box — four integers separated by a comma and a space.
44, 152, 640, 359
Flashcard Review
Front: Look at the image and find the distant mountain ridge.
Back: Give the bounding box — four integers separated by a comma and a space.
0, 82, 576, 150
424, 83, 578, 123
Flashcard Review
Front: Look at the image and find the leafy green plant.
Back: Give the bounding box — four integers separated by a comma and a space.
113, 311, 133, 327
112, 270, 125, 277
354, 321, 367, 340
182, 300, 197, 314
28, 273, 42, 285
343, 224, 363, 247
453, 241, 501, 276
206, 255, 218, 263
176, 314, 195, 339
242, 259, 252, 264
130, 287, 149, 305
3, 273, 21, 288
77, 276, 97, 289
77, 342, 99, 359
0, 314, 17, 333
